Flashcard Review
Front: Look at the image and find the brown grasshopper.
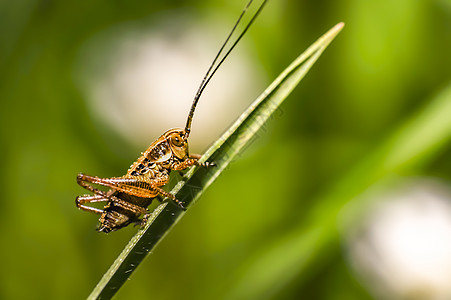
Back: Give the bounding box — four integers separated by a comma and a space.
76, 0, 268, 233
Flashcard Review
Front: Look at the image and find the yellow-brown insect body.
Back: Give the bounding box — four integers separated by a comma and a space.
76, 0, 267, 232
101, 129, 189, 232
76, 128, 201, 233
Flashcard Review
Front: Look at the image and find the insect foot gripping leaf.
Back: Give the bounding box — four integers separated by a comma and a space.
76, 0, 268, 232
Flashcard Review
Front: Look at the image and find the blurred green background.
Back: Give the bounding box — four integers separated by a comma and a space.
1, 0, 450, 299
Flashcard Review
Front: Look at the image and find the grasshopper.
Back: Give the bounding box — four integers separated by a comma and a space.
76, 0, 268, 233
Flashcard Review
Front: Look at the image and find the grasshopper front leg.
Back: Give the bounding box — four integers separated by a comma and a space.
173, 154, 216, 170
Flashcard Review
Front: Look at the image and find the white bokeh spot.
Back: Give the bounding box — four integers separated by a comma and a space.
348, 179, 451, 300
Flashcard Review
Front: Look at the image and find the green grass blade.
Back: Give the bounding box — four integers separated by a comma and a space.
88, 22, 344, 300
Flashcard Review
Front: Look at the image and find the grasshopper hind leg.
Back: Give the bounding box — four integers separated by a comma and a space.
76, 195, 106, 214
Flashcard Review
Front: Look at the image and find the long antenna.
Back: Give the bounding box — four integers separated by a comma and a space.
184, 0, 268, 139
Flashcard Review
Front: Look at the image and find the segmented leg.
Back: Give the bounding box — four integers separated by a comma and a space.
77, 173, 186, 210
76, 184, 149, 215
78, 173, 163, 197
76, 195, 106, 214
172, 156, 216, 171
190, 154, 216, 168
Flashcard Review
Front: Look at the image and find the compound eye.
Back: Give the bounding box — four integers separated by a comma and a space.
171, 134, 184, 147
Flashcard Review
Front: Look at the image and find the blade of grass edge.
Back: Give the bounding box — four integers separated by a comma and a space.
89, 22, 344, 300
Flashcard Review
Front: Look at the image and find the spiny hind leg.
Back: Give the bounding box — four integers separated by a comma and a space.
77, 173, 167, 198
77, 174, 149, 214
78, 173, 185, 210
76, 193, 148, 216
76, 195, 106, 214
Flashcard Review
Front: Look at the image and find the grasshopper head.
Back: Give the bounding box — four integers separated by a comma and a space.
165, 128, 189, 160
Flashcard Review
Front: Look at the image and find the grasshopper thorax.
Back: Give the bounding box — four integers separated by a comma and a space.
126, 128, 190, 177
